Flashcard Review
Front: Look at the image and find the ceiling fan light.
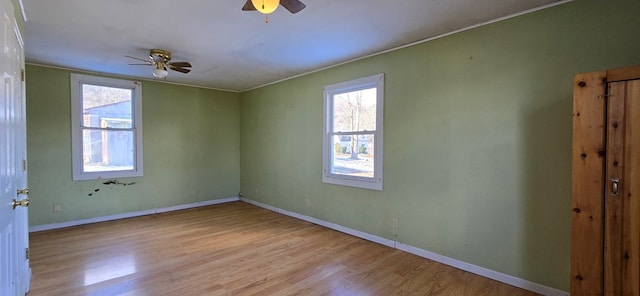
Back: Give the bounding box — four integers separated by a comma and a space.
251, 0, 279, 14
152, 68, 168, 79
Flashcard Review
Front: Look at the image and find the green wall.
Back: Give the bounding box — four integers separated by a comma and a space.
239, 0, 640, 291
26, 65, 241, 226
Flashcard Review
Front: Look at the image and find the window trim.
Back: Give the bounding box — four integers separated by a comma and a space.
322, 73, 384, 191
70, 73, 143, 181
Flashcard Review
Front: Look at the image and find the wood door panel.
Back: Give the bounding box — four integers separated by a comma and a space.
571, 71, 607, 295
572, 65, 640, 296
605, 81, 626, 296
622, 80, 640, 295
608, 66, 640, 83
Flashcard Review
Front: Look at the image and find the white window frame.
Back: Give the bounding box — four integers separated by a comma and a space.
322, 73, 384, 190
70, 73, 143, 181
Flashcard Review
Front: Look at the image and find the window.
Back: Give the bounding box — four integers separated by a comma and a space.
323, 73, 384, 190
70, 74, 143, 180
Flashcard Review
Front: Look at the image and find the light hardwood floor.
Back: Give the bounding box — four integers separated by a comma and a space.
28, 202, 538, 295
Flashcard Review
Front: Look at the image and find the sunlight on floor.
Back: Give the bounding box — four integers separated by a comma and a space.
84, 254, 136, 286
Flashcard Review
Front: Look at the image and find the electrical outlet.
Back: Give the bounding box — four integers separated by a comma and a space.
305, 199, 310, 207
53, 203, 61, 213
392, 218, 398, 229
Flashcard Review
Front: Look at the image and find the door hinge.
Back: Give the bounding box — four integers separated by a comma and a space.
25, 247, 29, 260
20, 69, 24, 82
22, 159, 27, 172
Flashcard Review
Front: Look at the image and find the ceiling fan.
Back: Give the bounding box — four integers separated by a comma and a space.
126, 49, 192, 79
242, 0, 306, 14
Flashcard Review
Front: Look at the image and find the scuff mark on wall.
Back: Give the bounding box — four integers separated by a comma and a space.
88, 180, 137, 196
103, 180, 136, 186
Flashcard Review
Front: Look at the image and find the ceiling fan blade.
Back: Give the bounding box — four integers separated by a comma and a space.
280, 0, 305, 14
125, 55, 152, 63
129, 63, 154, 66
169, 62, 192, 68
241, 0, 256, 11
169, 66, 191, 74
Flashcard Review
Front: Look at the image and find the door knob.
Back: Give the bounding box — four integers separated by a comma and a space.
12, 198, 30, 209
17, 188, 29, 195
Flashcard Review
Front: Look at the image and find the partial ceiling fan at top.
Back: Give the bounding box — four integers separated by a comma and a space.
242, 0, 306, 22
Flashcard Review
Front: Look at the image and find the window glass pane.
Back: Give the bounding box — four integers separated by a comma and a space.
331, 134, 375, 178
82, 84, 132, 128
323, 73, 383, 190
332, 87, 377, 132
82, 129, 135, 172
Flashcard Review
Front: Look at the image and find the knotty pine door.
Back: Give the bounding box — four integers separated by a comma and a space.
572, 65, 640, 296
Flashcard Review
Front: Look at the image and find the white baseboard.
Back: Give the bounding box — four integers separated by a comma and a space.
241, 197, 395, 248
241, 197, 568, 296
29, 197, 240, 232
396, 243, 568, 296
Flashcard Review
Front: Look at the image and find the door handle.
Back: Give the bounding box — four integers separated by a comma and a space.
611, 178, 620, 197
13, 188, 30, 209
12, 198, 29, 209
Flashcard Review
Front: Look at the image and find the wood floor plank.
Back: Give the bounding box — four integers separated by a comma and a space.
28, 202, 538, 295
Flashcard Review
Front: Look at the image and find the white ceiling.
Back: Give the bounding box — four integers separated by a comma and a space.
22, 0, 565, 92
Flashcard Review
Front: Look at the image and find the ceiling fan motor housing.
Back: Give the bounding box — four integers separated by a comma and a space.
150, 49, 171, 63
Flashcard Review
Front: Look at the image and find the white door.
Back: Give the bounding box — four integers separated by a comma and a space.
12, 7, 29, 294
0, 0, 29, 295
